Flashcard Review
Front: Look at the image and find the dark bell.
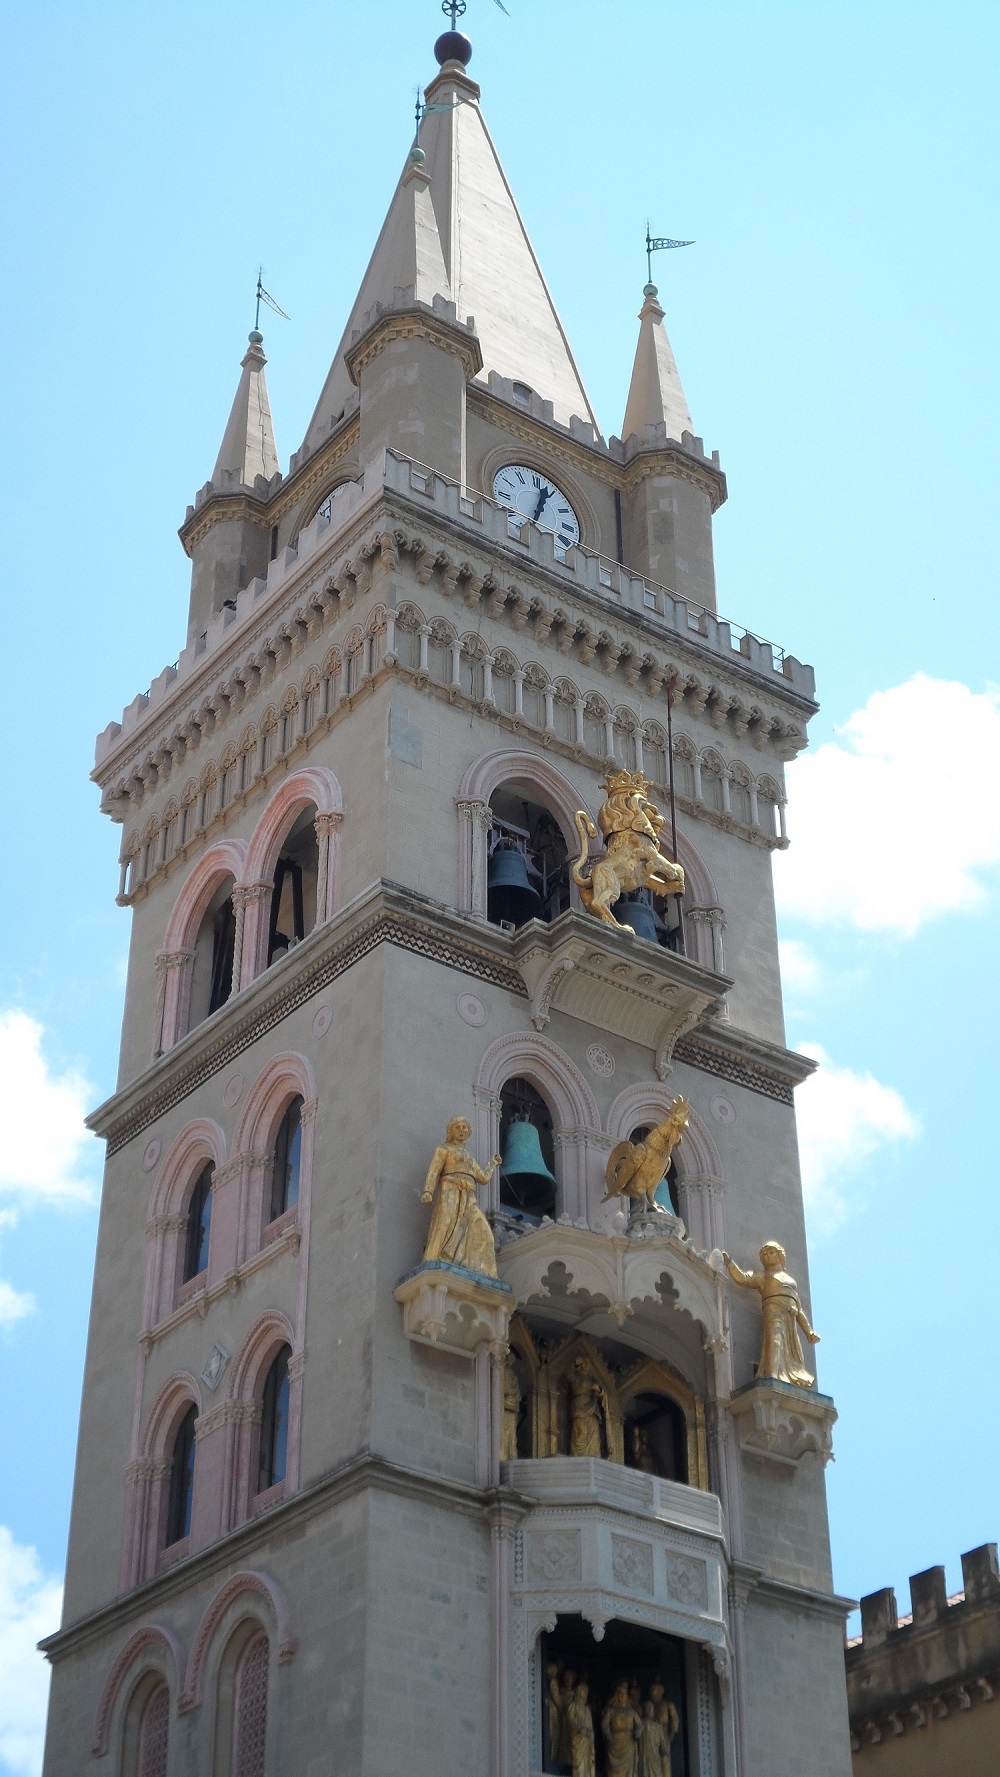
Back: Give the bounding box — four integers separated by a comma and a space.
500, 1116, 556, 1215
617, 893, 664, 946
434, 30, 473, 66
487, 843, 543, 929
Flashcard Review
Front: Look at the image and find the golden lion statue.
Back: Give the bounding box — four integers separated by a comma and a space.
603, 1098, 690, 1213
572, 770, 685, 933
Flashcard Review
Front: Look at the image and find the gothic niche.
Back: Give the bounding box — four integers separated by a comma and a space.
498, 1077, 557, 1222
504, 1325, 706, 1489
190, 875, 237, 1024
268, 808, 319, 964
486, 786, 570, 931
542, 1615, 688, 1777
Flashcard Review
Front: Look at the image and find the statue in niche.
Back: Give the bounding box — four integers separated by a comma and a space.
421, 1116, 502, 1279
724, 1240, 821, 1388
603, 1100, 689, 1214
628, 1423, 657, 1474
601, 1682, 642, 1777
546, 1663, 564, 1763
566, 1681, 596, 1777
637, 1699, 671, 1777
500, 1358, 522, 1463
572, 769, 685, 933
569, 1354, 610, 1458
648, 1684, 679, 1776
557, 1668, 578, 1763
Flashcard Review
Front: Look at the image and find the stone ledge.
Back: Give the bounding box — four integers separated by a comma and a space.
729, 1377, 837, 1466
394, 1259, 514, 1359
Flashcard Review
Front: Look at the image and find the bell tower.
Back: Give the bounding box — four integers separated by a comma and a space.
43, 23, 852, 1777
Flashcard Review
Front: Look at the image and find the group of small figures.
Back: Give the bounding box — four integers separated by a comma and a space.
547, 1663, 679, 1777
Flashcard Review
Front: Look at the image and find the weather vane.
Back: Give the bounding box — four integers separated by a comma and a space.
254, 270, 290, 332
440, 0, 510, 25
645, 224, 694, 286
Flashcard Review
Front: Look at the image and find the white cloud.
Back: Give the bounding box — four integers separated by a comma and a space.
0, 1281, 35, 1330
0, 1528, 62, 1777
774, 675, 1000, 937
795, 1044, 920, 1232
0, 1013, 98, 1206
778, 937, 824, 997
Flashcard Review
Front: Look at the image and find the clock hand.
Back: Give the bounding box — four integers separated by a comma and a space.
532, 486, 554, 522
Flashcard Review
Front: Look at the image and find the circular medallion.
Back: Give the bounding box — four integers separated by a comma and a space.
142, 1139, 161, 1173
586, 1044, 615, 1078
711, 1095, 736, 1126
312, 1004, 333, 1038
222, 1072, 244, 1109
456, 993, 488, 1028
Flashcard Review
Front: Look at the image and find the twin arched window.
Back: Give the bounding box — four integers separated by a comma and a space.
166, 1405, 197, 1546
183, 1163, 214, 1283
269, 1098, 302, 1223
257, 1346, 291, 1495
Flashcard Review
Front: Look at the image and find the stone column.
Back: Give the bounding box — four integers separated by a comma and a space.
457, 799, 492, 918
314, 810, 343, 924
237, 882, 273, 988
487, 1502, 523, 1777
155, 949, 195, 1056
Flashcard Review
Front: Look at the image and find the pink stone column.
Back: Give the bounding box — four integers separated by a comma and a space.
314, 812, 342, 924
238, 882, 273, 988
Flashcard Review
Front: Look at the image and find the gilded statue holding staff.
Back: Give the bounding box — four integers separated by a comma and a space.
724, 1240, 820, 1388
421, 1116, 502, 1279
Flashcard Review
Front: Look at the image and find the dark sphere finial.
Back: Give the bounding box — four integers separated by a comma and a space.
434, 29, 473, 66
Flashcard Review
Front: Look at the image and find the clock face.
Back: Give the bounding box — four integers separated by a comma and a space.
492, 464, 581, 557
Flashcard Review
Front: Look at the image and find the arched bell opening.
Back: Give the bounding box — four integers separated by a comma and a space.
629, 1125, 680, 1218
540, 1615, 689, 1777
190, 876, 237, 1026
498, 1077, 557, 1222
267, 807, 319, 965
487, 786, 570, 931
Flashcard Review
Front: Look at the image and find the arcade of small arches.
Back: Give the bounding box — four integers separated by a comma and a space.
91, 1569, 295, 1777
122, 1055, 314, 1591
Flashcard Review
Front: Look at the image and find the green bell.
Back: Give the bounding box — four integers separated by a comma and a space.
500, 1115, 557, 1216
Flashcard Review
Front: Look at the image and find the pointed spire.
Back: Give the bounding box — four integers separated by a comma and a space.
302, 45, 599, 454
211, 331, 279, 490
621, 283, 693, 446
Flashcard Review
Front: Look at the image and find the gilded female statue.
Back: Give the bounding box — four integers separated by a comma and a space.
546, 1662, 563, 1762
566, 1681, 596, 1777
602, 1682, 642, 1777
500, 1358, 522, 1463
648, 1684, 679, 1777
723, 1241, 820, 1388
637, 1699, 669, 1777
421, 1116, 502, 1279
569, 1354, 609, 1458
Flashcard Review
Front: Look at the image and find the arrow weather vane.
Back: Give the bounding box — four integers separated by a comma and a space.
255, 270, 290, 331
645, 223, 694, 286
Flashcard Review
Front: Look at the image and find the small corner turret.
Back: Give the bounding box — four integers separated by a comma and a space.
615, 283, 726, 614
180, 329, 282, 646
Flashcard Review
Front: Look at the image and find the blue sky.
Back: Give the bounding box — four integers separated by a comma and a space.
1, 1, 998, 1768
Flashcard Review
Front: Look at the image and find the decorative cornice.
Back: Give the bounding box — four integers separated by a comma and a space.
621, 444, 727, 513
345, 307, 484, 385
178, 415, 361, 557
91, 882, 819, 1156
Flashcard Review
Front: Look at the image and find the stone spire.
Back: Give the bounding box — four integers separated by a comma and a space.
211, 330, 280, 489
621, 283, 693, 445
302, 40, 599, 454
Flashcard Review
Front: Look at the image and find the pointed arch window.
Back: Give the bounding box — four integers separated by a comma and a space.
136, 1680, 170, 1777
166, 1405, 197, 1545
269, 1098, 303, 1222
183, 1163, 214, 1282
232, 1630, 269, 1777
257, 1345, 291, 1494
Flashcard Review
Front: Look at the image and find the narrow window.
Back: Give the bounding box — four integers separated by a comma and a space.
166, 1405, 197, 1544
257, 1346, 291, 1493
269, 1097, 303, 1221
232, 1631, 269, 1777
137, 1681, 170, 1777
183, 1163, 214, 1282
209, 896, 237, 1013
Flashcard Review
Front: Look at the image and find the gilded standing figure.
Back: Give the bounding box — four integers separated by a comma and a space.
601, 1682, 642, 1777
566, 1682, 596, 1777
569, 1354, 609, 1458
421, 1117, 502, 1279
723, 1240, 820, 1388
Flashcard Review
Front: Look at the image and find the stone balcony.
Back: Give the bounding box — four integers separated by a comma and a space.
504, 1456, 729, 1656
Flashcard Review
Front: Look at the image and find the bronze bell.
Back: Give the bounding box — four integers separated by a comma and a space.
487, 842, 543, 928
499, 1115, 557, 1215
618, 890, 664, 945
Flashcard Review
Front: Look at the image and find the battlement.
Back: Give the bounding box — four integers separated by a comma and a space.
94, 448, 815, 771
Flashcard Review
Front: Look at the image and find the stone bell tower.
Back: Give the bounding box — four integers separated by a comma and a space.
42, 22, 853, 1777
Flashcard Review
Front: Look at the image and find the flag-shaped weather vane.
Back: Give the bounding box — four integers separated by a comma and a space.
645, 223, 694, 287
254, 270, 290, 333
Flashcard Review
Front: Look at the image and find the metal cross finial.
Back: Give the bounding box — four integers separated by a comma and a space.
645, 224, 695, 286
441, 0, 467, 22
255, 270, 290, 331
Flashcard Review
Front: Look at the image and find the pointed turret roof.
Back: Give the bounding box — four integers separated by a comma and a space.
302, 48, 599, 454
621, 283, 693, 446
212, 331, 279, 489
